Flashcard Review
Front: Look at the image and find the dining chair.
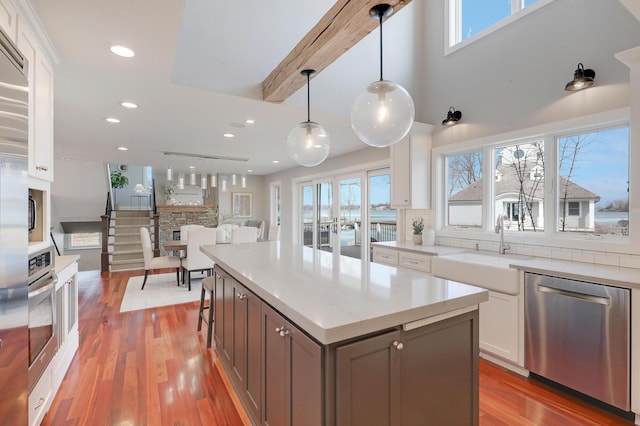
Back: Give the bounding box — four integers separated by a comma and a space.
139, 227, 181, 290
231, 226, 258, 243
181, 227, 217, 291
217, 223, 239, 242
268, 224, 280, 241
197, 276, 215, 348
180, 224, 205, 240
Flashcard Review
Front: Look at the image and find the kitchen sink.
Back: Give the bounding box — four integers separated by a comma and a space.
431, 251, 533, 295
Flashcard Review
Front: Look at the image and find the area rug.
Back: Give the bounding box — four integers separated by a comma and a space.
120, 272, 205, 313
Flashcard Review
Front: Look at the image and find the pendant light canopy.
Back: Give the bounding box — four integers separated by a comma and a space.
287, 69, 331, 167
351, 4, 414, 148
564, 63, 595, 91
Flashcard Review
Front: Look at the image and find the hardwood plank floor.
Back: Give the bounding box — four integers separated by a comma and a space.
42, 269, 635, 425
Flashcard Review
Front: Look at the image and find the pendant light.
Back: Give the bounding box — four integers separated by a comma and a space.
190, 172, 196, 186
178, 174, 185, 190
210, 173, 217, 188
221, 176, 228, 192
231, 173, 237, 186
166, 166, 173, 181
241, 175, 247, 188
287, 69, 331, 167
201, 175, 207, 190
351, 4, 414, 148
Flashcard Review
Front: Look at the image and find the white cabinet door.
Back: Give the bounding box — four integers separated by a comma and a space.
0, 0, 17, 41
390, 122, 433, 209
16, 15, 53, 181
372, 246, 398, 266
479, 291, 519, 363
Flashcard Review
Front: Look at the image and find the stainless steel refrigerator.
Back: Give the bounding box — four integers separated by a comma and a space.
0, 28, 29, 424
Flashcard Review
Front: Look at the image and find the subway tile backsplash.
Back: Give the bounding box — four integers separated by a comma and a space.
402, 209, 640, 269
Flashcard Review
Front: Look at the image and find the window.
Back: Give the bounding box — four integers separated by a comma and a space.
495, 141, 544, 232
557, 127, 629, 235
270, 182, 281, 226
448, 0, 549, 48
446, 151, 483, 227
437, 120, 630, 242
66, 232, 101, 249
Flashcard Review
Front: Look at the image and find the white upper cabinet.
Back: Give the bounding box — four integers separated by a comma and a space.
391, 122, 434, 209
16, 13, 54, 181
0, 0, 17, 42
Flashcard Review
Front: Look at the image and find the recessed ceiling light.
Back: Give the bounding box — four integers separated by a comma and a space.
223, 133, 235, 138
272, 160, 279, 164
246, 119, 255, 124
105, 117, 120, 123
247, 169, 253, 173
120, 101, 138, 109
110, 45, 135, 58
189, 165, 195, 169
117, 146, 128, 151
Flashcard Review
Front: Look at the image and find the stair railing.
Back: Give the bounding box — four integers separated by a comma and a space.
100, 191, 112, 274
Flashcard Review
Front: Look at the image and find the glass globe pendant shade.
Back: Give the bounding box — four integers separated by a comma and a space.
287, 121, 330, 167
351, 79, 415, 147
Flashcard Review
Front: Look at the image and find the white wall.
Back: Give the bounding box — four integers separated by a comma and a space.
418, 0, 640, 147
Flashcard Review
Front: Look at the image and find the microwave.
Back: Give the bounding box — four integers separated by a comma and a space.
28, 191, 35, 233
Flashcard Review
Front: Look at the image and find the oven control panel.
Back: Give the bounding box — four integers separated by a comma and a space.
28, 246, 53, 281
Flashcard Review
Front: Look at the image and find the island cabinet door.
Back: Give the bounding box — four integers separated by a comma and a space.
213, 269, 225, 349
262, 304, 322, 426
335, 312, 479, 426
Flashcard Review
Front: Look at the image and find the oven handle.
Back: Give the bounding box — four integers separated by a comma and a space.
537, 284, 610, 306
28, 277, 57, 300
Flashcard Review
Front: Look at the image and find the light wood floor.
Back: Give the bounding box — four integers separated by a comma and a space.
42, 269, 635, 425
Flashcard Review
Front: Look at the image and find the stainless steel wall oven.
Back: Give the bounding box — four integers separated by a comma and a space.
28, 246, 57, 391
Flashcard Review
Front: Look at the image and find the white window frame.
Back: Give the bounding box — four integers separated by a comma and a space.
433, 108, 634, 254
270, 181, 281, 226
445, 0, 556, 55
65, 232, 101, 250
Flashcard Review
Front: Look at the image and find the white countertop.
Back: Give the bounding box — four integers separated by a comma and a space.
372, 241, 467, 256
54, 255, 80, 274
201, 242, 488, 345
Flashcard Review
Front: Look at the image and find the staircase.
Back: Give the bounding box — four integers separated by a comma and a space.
109, 210, 152, 271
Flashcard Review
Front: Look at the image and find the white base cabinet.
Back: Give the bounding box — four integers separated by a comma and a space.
478, 290, 520, 363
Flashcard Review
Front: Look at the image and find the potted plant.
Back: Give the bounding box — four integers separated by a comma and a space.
110, 170, 129, 208
162, 184, 175, 205
412, 216, 424, 244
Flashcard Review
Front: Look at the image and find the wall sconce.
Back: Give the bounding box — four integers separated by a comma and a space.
565, 63, 595, 91
210, 173, 217, 188
441, 107, 462, 126
287, 69, 331, 167
350, 4, 415, 148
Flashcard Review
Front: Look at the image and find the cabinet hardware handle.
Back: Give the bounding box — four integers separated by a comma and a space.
36, 165, 48, 171
392, 341, 404, 351
275, 326, 283, 333
279, 329, 290, 338
34, 397, 45, 409
216, 274, 222, 279
237, 293, 247, 300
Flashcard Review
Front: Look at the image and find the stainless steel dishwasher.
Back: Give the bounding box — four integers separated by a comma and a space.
525, 272, 630, 411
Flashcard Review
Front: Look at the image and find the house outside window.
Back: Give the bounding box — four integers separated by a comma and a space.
438, 119, 629, 241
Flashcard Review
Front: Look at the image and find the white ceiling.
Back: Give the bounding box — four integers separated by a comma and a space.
29, 0, 419, 176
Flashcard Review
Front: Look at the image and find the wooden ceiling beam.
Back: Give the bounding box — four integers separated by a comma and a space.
262, 0, 411, 103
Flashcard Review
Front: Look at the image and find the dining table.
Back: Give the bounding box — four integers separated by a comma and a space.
163, 237, 231, 255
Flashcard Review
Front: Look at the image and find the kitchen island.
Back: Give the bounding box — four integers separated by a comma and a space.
202, 242, 488, 425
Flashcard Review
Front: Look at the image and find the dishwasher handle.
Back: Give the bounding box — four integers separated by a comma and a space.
537, 284, 610, 306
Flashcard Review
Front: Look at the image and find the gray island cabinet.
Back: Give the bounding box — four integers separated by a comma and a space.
202, 242, 488, 426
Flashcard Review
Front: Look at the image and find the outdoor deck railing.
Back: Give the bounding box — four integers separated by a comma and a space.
302, 221, 396, 246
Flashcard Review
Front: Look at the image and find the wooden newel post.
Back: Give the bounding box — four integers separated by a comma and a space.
100, 214, 109, 274
153, 214, 160, 257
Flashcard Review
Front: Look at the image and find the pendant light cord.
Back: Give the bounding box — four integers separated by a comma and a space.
306, 71, 311, 122
379, 12, 384, 81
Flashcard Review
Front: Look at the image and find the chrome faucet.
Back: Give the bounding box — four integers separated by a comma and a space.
495, 214, 511, 255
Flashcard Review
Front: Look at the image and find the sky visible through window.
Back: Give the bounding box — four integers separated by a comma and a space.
461, 0, 541, 41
